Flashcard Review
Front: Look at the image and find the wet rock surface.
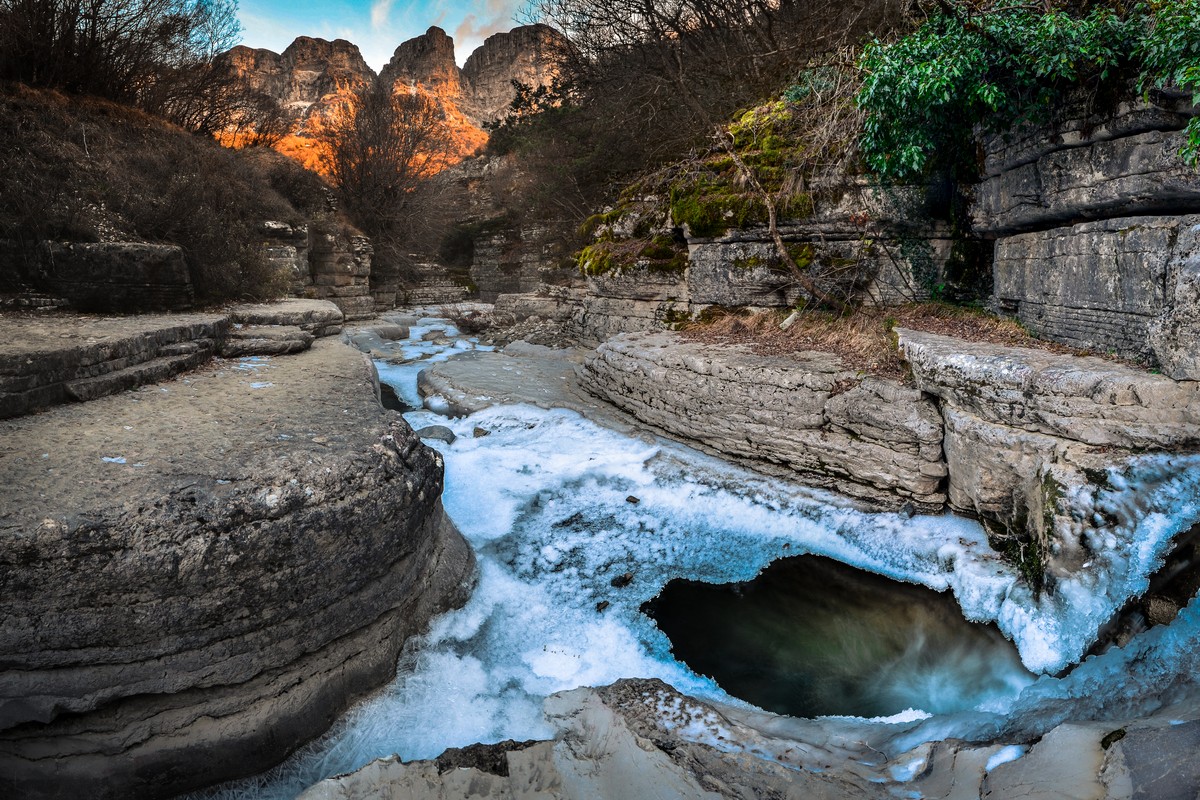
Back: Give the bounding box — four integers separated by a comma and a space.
0, 338, 474, 799
297, 677, 1200, 800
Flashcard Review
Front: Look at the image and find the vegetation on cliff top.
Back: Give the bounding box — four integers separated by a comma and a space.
858, 0, 1200, 180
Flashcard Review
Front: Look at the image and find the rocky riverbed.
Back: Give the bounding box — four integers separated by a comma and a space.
217, 313, 1200, 799
0, 311, 474, 799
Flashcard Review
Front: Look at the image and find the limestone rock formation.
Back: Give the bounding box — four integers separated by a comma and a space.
259, 221, 376, 320
224, 37, 374, 123
974, 129, 1200, 236
380, 26, 463, 100
897, 329, 1200, 450
229, 26, 564, 168
994, 216, 1200, 366
579, 330, 947, 510
461, 25, 565, 125
34, 242, 196, 312
974, 92, 1200, 373
0, 312, 229, 418
898, 328, 1200, 576
0, 339, 475, 798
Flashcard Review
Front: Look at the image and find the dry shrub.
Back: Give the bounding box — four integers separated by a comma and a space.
683, 304, 1069, 379
0, 84, 326, 304
440, 304, 493, 334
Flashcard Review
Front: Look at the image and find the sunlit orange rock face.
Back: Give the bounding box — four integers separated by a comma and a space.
222, 25, 564, 176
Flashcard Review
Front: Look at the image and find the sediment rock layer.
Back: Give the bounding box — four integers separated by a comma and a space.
579, 331, 947, 510
993, 215, 1200, 371
0, 338, 474, 799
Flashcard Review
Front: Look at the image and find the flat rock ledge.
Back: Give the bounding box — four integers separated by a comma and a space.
0, 299, 346, 418
0, 338, 475, 799
897, 329, 1200, 451
898, 328, 1200, 569
578, 331, 947, 511
299, 677, 1200, 800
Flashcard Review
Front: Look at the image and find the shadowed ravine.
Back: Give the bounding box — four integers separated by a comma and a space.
644, 554, 1034, 719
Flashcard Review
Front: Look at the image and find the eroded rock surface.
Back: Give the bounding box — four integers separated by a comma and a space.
994, 215, 1200, 378
899, 328, 1200, 579
973, 129, 1200, 236
0, 339, 474, 799
0, 312, 228, 418
897, 329, 1200, 450
298, 678, 1200, 800
579, 331, 947, 510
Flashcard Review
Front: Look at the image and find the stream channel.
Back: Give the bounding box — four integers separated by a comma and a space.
207, 315, 1200, 798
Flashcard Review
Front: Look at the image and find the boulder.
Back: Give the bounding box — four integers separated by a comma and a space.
0, 339, 474, 798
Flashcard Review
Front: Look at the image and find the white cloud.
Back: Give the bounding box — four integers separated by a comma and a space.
370, 0, 394, 28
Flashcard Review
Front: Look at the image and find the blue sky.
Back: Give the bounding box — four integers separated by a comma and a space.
237, 0, 527, 69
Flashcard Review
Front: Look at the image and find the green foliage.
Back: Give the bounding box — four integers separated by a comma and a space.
1139, 0, 1200, 162
575, 235, 687, 276
858, 1, 1200, 180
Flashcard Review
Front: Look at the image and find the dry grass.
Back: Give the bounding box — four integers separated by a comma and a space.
0, 83, 333, 304
681, 304, 1081, 379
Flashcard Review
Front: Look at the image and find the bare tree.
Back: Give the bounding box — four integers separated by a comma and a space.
319, 84, 454, 234
0, 0, 245, 133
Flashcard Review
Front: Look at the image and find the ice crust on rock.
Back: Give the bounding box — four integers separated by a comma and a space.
208, 319, 1200, 799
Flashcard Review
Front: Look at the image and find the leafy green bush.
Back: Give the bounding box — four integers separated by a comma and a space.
857, 1, 1200, 180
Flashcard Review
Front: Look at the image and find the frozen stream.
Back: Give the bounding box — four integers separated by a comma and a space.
207, 317, 1200, 799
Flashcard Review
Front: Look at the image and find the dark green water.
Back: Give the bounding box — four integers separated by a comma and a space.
642, 554, 1034, 718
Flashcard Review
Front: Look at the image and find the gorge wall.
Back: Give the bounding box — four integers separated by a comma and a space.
225, 24, 566, 166
976, 90, 1200, 378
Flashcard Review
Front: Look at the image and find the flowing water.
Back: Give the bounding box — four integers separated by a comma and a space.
203, 317, 1200, 798
644, 554, 1032, 719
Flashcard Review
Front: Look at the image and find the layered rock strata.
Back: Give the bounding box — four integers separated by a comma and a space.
579, 331, 947, 510
976, 93, 1200, 374
223, 38, 373, 125
259, 221, 375, 319
993, 216, 1200, 368
0, 338, 474, 799
898, 328, 1200, 572
35, 242, 195, 312
471, 222, 569, 302
0, 300, 349, 418
0, 312, 228, 418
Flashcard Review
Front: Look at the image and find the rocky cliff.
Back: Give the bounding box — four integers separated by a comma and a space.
224, 37, 374, 124
975, 91, 1200, 377
461, 25, 565, 125
228, 25, 565, 168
